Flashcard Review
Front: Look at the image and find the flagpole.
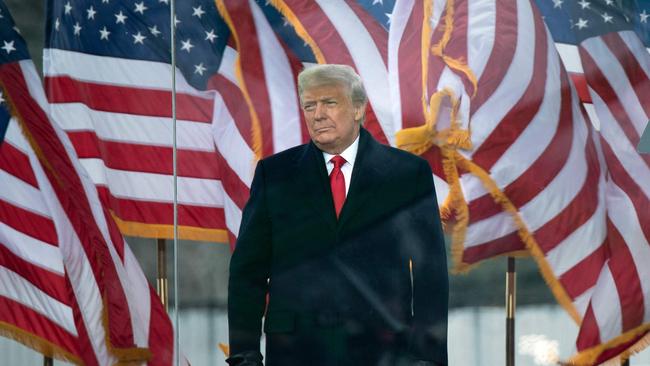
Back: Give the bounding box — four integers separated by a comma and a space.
506, 257, 516, 366
170, 0, 180, 365
157, 238, 169, 310
43, 356, 52, 366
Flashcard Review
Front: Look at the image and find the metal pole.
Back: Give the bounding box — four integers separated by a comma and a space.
157, 238, 168, 310
43, 356, 53, 366
170, 0, 180, 365
622, 359, 630, 366
506, 257, 516, 366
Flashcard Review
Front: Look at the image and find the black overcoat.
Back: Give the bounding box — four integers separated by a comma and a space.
228, 128, 448, 366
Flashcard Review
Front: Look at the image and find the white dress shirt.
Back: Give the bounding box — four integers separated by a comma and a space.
322, 134, 360, 196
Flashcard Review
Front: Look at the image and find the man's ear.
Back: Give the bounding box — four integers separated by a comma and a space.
354, 104, 365, 122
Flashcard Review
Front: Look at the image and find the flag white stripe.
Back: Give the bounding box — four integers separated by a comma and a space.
463, 37, 562, 201
3, 119, 32, 154
0, 170, 50, 218
545, 190, 606, 277
122, 245, 152, 345
591, 91, 650, 197
606, 183, 650, 323
556, 43, 583, 74
386, 0, 412, 134
470, 0, 537, 151
0, 267, 76, 335
467, 0, 496, 81
0, 221, 64, 274
581, 37, 649, 136
619, 31, 650, 82
212, 93, 256, 187
573, 287, 595, 321
224, 193, 243, 238
79, 159, 225, 207
43, 49, 212, 98
51, 103, 215, 151
30, 138, 115, 365
250, 0, 302, 154
218, 46, 239, 86
590, 267, 623, 343
315, 0, 394, 144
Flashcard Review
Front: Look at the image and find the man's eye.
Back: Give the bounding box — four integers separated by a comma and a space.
303, 104, 315, 111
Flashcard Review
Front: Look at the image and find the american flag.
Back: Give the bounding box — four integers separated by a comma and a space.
45, 0, 235, 243
536, 0, 650, 364
0, 2, 180, 364
43, 0, 403, 247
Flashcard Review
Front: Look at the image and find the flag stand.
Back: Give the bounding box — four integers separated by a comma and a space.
506, 257, 516, 366
157, 238, 169, 310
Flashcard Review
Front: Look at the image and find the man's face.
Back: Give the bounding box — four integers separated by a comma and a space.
301, 83, 364, 155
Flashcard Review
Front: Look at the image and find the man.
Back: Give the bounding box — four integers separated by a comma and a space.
227, 64, 448, 366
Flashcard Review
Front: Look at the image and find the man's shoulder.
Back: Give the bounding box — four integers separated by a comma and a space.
374, 142, 429, 170
259, 143, 310, 168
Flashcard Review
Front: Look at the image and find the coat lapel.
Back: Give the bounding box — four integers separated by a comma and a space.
337, 129, 391, 233
292, 142, 338, 231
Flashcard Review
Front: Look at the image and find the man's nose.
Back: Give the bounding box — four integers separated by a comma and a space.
314, 103, 326, 120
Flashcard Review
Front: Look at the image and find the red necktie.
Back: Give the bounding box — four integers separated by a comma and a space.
329, 155, 346, 218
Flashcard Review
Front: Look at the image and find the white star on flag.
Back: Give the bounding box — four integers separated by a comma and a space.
99, 26, 110, 40
181, 39, 194, 52
132, 32, 146, 44
115, 11, 127, 24
86, 6, 96, 20
192, 6, 205, 18
194, 63, 207, 75
1, 40, 15, 54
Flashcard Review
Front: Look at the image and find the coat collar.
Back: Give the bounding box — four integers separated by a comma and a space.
292, 128, 391, 234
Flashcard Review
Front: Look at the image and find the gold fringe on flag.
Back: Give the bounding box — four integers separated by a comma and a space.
214, 0, 264, 161
567, 324, 650, 366
111, 211, 230, 243
0, 322, 83, 365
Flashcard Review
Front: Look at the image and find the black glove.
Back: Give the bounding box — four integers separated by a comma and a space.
225, 350, 263, 366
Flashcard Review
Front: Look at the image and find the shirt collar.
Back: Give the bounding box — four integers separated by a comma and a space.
323, 133, 360, 167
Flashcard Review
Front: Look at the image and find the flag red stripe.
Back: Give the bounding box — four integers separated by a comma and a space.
593, 332, 650, 365
468, 68, 575, 223
2, 63, 136, 349
569, 72, 591, 103
602, 32, 650, 119
397, 1, 426, 129
599, 138, 650, 242
579, 47, 650, 168
472, 5, 548, 170
225, 0, 275, 157
44, 76, 213, 123
0, 245, 69, 305
214, 150, 249, 209
558, 241, 607, 300
462, 231, 524, 265
67, 131, 220, 179
577, 304, 602, 351
97, 186, 226, 229
0, 200, 57, 246
145, 287, 174, 365
0, 142, 38, 187
0, 296, 81, 361
469, 0, 517, 115
606, 218, 645, 332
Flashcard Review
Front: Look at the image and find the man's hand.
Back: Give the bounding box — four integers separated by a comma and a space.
225, 350, 263, 366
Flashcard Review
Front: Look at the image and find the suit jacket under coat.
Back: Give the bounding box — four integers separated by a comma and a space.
228, 129, 448, 365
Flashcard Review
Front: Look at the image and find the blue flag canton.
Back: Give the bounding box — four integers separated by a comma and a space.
536, 0, 650, 46
46, 0, 230, 90
254, 0, 395, 64
0, 2, 31, 64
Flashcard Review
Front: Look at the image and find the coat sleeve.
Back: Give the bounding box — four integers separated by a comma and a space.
228, 161, 272, 356
408, 159, 449, 365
